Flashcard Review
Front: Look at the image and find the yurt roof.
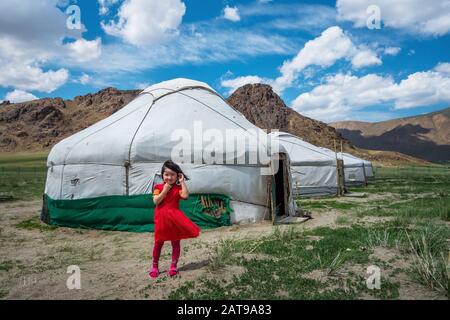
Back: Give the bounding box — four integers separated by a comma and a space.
270, 132, 336, 165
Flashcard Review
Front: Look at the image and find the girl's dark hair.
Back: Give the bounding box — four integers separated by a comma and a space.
161, 160, 190, 181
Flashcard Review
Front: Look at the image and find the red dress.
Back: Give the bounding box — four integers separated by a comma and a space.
153, 183, 200, 242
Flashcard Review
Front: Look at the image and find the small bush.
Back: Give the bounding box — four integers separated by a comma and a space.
404, 227, 449, 297
208, 239, 235, 271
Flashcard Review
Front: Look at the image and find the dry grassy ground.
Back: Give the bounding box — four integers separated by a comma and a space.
0, 199, 353, 299
0, 165, 449, 300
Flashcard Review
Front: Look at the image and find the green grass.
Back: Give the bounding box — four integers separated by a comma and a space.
0, 152, 48, 201
349, 166, 450, 222
300, 166, 450, 221
0, 152, 48, 168
168, 166, 450, 300
335, 216, 351, 225
1, 157, 448, 299
356, 194, 449, 222
0, 259, 25, 272
298, 200, 358, 210
349, 166, 450, 195
169, 220, 448, 299
169, 225, 403, 299
15, 216, 57, 232
208, 239, 235, 271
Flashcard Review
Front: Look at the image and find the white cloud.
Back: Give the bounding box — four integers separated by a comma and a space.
76, 73, 91, 85
101, 0, 186, 46
391, 70, 450, 109
0, 62, 69, 93
66, 38, 102, 62
221, 75, 270, 95
351, 49, 382, 68
292, 73, 393, 121
435, 62, 450, 74
223, 6, 241, 22
384, 47, 401, 56
0, 0, 82, 93
337, 0, 450, 36
221, 26, 383, 94
273, 26, 381, 92
98, 0, 119, 15
291, 62, 450, 122
5, 89, 38, 103
0, 0, 297, 90
239, 3, 336, 33
136, 82, 151, 89
82, 28, 295, 73
268, 9, 336, 31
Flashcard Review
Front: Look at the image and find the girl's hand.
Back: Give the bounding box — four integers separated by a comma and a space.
178, 173, 185, 183
163, 183, 172, 192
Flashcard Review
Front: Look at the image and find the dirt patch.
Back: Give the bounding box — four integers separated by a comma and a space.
359, 216, 395, 224
0, 200, 446, 300
369, 247, 447, 300
233, 253, 274, 261
0, 200, 278, 299
298, 210, 345, 230
341, 192, 395, 203
303, 246, 447, 300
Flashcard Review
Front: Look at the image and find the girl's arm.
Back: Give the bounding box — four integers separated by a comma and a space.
153, 183, 171, 206
178, 174, 189, 200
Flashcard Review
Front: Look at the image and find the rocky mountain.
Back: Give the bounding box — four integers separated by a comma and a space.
330, 107, 450, 163
227, 83, 351, 151
226, 84, 426, 165
0, 88, 140, 152
0, 84, 427, 166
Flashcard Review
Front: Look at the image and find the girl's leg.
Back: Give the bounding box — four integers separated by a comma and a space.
149, 240, 164, 278
169, 240, 180, 276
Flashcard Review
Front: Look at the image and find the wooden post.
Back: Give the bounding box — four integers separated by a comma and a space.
363, 163, 368, 186
337, 159, 345, 196
333, 139, 336, 157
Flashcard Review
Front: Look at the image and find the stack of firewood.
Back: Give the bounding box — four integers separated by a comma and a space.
200, 195, 226, 218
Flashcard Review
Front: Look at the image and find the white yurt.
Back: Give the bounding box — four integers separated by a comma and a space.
341, 152, 374, 178
338, 152, 367, 186
41, 78, 296, 232
316, 148, 367, 186
269, 132, 340, 197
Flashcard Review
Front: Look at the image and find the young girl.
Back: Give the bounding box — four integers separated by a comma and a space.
149, 160, 200, 278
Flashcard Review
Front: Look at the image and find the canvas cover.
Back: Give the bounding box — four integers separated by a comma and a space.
269, 132, 338, 196
43, 78, 296, 231
341, 152, 374, 178
315, 147, 367, 186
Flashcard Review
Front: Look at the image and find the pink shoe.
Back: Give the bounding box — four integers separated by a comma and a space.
168, 265, 178, 277
148, 266, 159, 279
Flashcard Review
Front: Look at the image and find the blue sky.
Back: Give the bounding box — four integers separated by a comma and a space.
0, 0, 449, 122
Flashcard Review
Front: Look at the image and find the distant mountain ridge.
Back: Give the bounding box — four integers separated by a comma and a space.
330, 107, 450, 163
226, 83, 427, 165
0, 84, 428, 166
0, 88, 140, 152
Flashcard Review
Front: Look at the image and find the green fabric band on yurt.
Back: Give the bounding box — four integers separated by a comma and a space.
43, 193, 232, 233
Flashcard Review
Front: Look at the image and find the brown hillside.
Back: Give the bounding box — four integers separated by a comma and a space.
0, 88, 140, 152
0, 84, 428, 166
227, 84, 428, 166
227, 83, 351, 151
331, 107, 450, 163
